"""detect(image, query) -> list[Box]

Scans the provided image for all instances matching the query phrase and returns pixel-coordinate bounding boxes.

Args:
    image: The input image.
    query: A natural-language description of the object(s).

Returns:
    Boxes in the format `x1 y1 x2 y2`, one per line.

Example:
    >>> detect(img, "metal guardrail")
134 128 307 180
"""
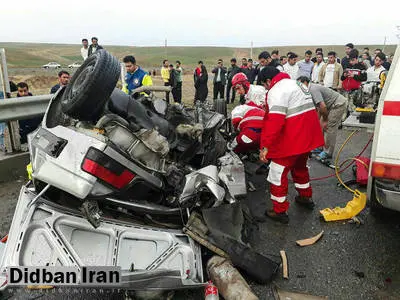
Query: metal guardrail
0 95 51 122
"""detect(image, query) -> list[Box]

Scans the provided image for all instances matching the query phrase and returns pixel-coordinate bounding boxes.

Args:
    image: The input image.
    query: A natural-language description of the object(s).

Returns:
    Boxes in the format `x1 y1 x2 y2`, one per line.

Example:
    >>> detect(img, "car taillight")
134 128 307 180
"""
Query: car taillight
371 162 400 180
82 148 135 189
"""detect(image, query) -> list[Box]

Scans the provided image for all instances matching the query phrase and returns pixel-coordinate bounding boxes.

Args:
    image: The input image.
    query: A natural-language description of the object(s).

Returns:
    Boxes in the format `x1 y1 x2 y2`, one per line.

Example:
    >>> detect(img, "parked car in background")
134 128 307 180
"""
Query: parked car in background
42 62 61 69
68 62 82 68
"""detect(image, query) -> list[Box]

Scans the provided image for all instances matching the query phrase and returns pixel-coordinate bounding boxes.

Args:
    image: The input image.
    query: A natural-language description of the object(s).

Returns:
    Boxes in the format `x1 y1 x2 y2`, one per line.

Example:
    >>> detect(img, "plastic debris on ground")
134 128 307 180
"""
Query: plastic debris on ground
280 250 289 280
296 231 324 247
319 190 367 221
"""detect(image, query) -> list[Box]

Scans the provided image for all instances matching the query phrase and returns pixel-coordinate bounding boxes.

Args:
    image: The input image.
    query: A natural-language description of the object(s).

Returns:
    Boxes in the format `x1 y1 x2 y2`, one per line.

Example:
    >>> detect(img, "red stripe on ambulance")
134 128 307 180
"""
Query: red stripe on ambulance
383 101 400 116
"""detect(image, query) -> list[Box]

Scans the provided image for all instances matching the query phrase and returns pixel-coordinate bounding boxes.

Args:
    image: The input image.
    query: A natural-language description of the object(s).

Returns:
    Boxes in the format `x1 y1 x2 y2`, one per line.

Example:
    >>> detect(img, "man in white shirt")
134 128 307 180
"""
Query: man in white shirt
319 51 343 90
311 53 325 83
323 60 335 88
283 53 299 79
366 52 386 82
364 52 387 94
80 38 88 61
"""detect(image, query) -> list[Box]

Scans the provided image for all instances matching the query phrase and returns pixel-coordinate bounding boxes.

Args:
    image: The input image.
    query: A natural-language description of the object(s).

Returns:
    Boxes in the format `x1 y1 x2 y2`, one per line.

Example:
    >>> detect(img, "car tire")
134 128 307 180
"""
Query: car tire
214 98 227 117
61 50 120 121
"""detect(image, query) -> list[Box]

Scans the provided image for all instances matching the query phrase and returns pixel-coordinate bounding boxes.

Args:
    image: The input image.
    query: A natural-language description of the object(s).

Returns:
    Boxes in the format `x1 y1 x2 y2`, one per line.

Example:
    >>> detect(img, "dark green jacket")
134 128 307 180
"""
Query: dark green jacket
227 65 242 83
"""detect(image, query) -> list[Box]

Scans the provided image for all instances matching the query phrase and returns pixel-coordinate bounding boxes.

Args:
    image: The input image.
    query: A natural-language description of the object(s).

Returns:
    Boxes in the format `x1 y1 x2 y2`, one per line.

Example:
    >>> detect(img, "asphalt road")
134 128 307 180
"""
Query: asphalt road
1 130 400 300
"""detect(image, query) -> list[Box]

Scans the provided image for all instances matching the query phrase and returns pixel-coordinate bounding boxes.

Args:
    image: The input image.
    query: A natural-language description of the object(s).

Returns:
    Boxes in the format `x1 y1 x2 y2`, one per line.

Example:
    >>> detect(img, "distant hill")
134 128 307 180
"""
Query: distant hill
0 42 397 69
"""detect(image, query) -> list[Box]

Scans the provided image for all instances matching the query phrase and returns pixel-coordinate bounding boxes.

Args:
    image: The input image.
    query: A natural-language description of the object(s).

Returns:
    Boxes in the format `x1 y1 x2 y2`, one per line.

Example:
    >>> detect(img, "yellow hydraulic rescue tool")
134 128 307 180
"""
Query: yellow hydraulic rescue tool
320 130 368 221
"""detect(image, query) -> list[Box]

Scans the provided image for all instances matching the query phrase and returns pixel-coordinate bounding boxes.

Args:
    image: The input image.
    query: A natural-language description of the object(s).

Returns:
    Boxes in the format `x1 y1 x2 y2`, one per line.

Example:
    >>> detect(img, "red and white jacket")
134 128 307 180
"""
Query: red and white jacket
260 72 324 159
244 85 267 108
231 85 267 131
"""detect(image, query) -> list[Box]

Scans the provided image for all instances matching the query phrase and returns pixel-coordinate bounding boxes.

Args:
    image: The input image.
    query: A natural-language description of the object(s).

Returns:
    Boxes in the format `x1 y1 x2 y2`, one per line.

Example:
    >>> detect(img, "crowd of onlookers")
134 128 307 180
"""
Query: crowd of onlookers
187 43 393 105
77 38 393 106
1 39 394 150
123 42 394 105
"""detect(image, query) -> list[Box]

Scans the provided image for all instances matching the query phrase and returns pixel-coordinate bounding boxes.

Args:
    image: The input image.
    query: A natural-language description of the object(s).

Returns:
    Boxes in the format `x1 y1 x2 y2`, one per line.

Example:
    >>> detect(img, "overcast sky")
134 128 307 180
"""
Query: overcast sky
2 0 399 47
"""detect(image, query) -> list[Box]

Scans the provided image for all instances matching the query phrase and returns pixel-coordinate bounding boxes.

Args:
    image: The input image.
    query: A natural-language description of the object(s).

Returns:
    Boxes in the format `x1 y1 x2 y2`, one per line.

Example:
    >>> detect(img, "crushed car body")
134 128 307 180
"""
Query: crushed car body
0 50 265 291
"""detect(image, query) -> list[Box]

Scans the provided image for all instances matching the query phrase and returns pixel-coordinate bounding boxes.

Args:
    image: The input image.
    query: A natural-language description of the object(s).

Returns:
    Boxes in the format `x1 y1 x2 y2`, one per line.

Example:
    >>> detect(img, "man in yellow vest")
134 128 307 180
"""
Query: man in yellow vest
161 59 171 103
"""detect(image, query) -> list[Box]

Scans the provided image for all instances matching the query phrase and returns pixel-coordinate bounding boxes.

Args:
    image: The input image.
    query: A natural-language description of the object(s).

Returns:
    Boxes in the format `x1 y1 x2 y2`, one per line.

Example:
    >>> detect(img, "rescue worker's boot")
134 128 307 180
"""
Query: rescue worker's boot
265 209 289 224
295 196 315 210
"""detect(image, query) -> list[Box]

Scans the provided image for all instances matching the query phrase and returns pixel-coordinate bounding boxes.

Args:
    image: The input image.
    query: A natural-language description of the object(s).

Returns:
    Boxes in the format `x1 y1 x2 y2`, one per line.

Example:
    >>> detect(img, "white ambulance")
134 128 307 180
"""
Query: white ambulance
368 45 400 213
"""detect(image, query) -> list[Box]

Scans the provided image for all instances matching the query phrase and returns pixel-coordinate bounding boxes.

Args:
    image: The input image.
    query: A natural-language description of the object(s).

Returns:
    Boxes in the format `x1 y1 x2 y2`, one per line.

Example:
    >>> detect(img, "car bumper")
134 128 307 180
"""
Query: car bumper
374 179 400 212
0 185 204 290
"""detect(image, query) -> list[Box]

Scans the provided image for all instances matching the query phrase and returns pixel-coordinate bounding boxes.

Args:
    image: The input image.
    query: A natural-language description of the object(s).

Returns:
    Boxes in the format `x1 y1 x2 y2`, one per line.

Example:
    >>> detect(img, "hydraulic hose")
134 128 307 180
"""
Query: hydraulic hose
310 131 373 183
334 130 364 193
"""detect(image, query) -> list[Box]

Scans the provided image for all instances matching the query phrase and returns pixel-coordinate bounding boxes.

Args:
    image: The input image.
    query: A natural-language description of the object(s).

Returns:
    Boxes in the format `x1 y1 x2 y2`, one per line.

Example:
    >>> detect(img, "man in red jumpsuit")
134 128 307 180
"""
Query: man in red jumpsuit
258 67 324 224
229 73 267 153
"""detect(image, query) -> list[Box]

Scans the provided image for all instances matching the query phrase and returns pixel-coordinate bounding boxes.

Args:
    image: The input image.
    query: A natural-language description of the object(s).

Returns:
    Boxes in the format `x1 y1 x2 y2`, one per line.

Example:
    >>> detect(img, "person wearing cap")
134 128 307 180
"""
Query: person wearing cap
283 53 299 79
258 67 324 224
88 37 103 56
229 73 267 153
122 55 153 95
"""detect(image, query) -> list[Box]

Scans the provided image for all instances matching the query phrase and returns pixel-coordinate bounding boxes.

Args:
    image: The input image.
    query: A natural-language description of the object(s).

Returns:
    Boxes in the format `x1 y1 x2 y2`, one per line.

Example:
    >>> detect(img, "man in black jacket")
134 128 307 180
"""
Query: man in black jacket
256 51 283 85
17 82 42 143
341 50 367 111
50 70 70 94
311 48 323 63
88 37 104 56
341 43 355 70
271 50 281 67
211 59 227 99
226 58 242 103
341 50 367 91
246 59 257 84
168 64 179 102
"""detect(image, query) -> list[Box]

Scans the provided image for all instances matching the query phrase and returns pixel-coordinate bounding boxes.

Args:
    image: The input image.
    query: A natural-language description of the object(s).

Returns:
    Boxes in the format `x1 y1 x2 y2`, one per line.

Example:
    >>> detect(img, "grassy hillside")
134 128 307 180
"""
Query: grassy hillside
0 42 397 69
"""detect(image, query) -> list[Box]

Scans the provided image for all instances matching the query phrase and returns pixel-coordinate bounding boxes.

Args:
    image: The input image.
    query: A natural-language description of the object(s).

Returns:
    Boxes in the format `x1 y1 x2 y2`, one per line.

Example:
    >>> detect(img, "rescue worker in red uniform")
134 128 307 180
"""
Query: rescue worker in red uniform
258 67 325 223
229 73 267 153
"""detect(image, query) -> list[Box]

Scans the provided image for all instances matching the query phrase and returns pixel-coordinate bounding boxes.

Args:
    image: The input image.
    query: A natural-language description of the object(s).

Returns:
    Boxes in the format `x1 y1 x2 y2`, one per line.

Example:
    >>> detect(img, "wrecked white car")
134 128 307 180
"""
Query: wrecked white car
0 50 278 291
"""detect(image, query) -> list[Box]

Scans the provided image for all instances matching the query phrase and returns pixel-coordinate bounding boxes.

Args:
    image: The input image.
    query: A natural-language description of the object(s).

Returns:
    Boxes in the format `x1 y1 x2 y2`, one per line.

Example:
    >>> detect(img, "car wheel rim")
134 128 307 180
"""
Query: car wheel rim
71 60 96 95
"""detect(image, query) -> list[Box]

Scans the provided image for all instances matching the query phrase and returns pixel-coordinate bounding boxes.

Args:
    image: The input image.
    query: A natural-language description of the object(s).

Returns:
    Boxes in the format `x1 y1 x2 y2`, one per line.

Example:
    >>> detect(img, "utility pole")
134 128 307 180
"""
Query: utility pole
250 41 253 60
383 36 387 53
